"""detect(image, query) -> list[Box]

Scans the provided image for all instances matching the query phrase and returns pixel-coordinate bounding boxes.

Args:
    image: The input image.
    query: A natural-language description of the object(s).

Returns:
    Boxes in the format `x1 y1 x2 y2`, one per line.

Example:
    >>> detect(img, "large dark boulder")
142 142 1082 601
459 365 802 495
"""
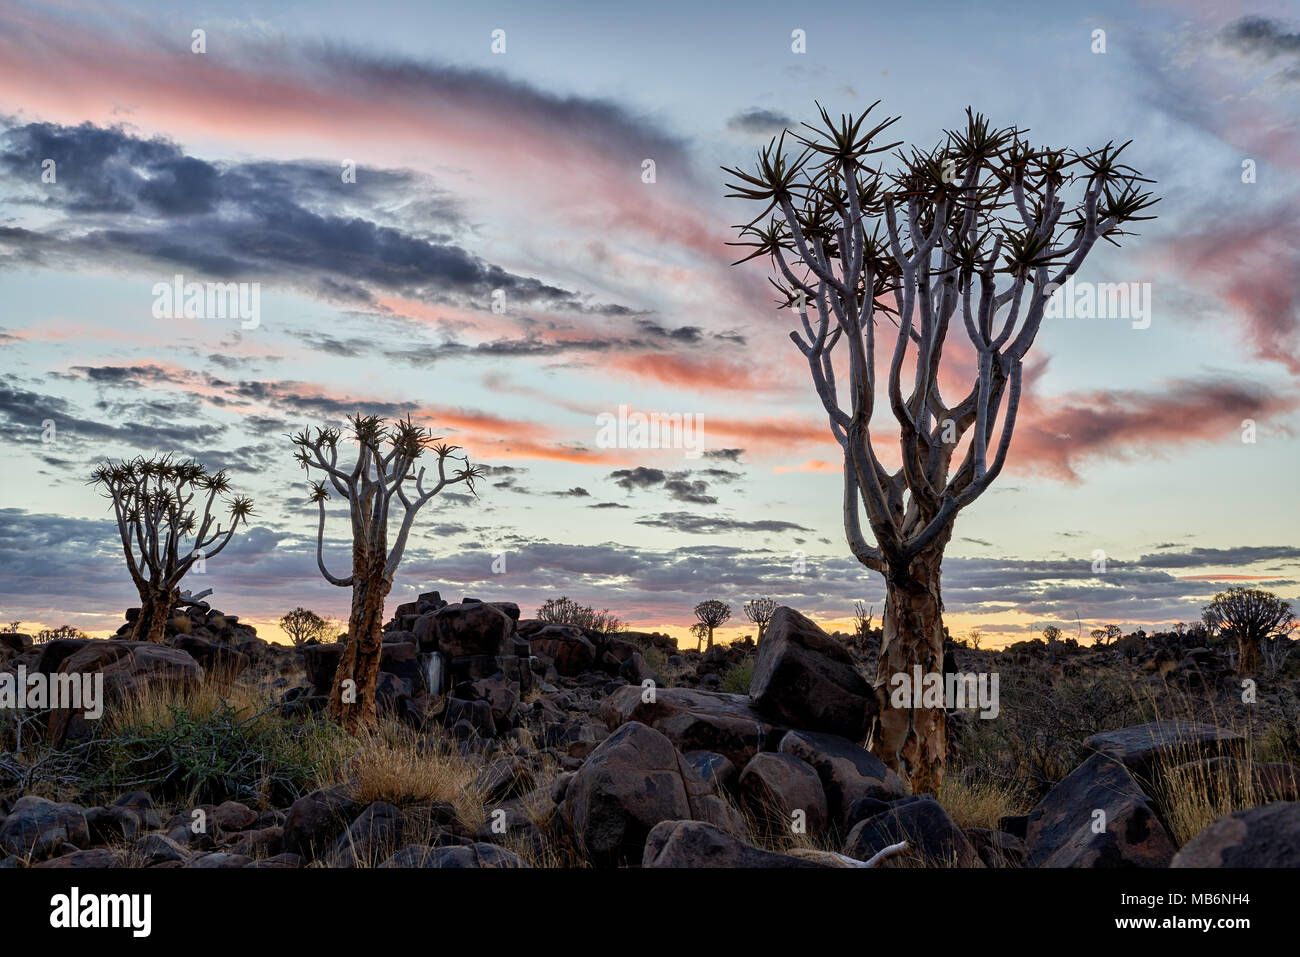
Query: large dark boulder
562 721 746 866
1024 753 1176 868
601 685 787 768
528 624 598 676
1084 721 1245 782
282 786 360 860
427 602 513 658
0 796 90 857
738 752 829 839
749 607 875 740
171 634 248 678
778 729 905 829
48 641 203 744
842 797 983 867
380 843 527 868
643 820 826 868
1172 801 1300 867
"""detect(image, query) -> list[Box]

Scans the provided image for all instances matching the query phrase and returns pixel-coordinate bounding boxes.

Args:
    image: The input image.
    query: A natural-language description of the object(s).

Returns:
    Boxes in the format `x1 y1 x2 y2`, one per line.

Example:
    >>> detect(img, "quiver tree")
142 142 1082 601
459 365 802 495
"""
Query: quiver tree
291 415 481 733
725 103 1156 791
744 597 776 640
91 456 253 643
693 600 732 650
1202 587 1294 676
280 607 331 647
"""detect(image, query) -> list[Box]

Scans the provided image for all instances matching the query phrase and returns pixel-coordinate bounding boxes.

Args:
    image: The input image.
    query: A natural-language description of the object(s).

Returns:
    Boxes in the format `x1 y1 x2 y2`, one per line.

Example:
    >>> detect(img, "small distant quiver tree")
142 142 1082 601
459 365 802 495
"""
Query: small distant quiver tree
91 455 253 643
291 415 481 732
725 102 1156 790
744 597 776 640
694 600 732 650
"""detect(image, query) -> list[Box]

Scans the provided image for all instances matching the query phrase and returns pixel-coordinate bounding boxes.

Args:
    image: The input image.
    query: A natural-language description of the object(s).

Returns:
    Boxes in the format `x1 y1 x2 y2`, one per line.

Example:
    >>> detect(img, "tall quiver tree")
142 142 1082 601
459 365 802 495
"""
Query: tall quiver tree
292 415 481 733
726 104 1156 791
91 456 253 642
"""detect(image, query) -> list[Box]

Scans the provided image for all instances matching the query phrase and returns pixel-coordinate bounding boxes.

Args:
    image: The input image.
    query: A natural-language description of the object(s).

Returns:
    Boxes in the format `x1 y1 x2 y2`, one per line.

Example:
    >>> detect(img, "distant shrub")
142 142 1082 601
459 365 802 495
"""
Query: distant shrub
536 596 624 635
34 624 90 644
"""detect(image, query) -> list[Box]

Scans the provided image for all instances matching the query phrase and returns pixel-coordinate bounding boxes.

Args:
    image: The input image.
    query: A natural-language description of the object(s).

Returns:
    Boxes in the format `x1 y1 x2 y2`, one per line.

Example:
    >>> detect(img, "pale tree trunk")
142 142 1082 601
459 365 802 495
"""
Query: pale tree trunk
328 570 391 734
870 545 949 794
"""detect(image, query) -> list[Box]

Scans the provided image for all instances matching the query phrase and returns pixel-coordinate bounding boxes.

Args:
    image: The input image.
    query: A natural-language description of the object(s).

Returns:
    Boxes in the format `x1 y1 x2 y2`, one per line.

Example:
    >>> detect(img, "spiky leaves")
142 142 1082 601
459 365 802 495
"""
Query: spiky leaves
289 414 480 732
723 103 1157 573
89 454 254 640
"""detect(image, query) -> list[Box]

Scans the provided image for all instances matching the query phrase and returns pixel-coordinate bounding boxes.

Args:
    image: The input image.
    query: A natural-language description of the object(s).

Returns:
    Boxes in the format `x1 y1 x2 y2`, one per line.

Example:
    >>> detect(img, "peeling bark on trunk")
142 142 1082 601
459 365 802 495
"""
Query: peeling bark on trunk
328 574 391 734
870 546 948 794
131 586 174 643
1237 635 1259 677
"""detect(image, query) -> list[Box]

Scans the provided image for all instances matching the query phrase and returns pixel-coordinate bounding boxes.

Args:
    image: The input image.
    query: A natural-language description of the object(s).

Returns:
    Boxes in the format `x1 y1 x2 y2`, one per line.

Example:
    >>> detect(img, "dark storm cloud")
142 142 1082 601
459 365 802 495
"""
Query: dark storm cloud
0 122 627 313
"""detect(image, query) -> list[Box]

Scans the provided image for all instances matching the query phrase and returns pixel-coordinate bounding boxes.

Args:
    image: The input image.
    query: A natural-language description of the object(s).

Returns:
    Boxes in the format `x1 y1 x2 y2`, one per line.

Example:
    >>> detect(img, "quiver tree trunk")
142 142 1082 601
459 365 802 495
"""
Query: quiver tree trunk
871 546 948 794
131 585 176 643
328 568 391 734
1236 635 1259 677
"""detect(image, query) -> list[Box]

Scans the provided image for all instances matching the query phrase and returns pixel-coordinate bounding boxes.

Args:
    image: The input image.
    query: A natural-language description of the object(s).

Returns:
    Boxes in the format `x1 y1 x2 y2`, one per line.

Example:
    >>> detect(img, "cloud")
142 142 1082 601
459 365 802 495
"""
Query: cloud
0 121 600 313
727 108 796 135
1011 377 1300 481
634 512 812 535
1218 16 1300 74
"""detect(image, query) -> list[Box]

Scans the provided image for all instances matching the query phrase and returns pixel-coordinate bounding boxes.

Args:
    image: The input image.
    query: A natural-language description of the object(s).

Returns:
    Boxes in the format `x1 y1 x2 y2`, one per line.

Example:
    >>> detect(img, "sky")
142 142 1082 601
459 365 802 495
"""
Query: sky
0 0 1297 647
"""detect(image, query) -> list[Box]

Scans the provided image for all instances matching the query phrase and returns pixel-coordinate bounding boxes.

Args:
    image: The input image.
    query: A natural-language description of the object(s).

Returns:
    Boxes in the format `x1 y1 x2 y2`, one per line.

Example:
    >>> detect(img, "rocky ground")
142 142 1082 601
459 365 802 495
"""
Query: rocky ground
1 593 1298 868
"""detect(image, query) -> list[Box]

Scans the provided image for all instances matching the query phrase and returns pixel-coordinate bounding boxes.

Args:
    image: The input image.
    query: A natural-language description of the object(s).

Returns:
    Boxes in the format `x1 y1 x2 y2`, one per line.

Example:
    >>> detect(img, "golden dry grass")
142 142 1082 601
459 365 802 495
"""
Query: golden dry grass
936 774 1029 830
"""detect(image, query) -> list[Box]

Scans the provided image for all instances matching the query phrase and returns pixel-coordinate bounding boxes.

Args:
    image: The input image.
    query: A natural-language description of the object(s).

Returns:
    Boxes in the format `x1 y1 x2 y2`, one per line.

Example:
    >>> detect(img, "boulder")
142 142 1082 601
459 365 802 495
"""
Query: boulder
0 796 90 857
562 721 746 866
738 752 829 839
529 625 598 676
1172 801 1300 867
749 607 874 740
843 797 983 867
1084 721 1245 781
682 751 737 794
171 634 248 678
601 685 787 768
322 802 406 868
643 820 826 868
380 843 527 868
778 729 905 829
49 641 203 744
428 602 513 658
965 827 1026 868
282 786 360 860
212 801 257 831
301 641 427 698
33 849 124 868
1024 752 1176 868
